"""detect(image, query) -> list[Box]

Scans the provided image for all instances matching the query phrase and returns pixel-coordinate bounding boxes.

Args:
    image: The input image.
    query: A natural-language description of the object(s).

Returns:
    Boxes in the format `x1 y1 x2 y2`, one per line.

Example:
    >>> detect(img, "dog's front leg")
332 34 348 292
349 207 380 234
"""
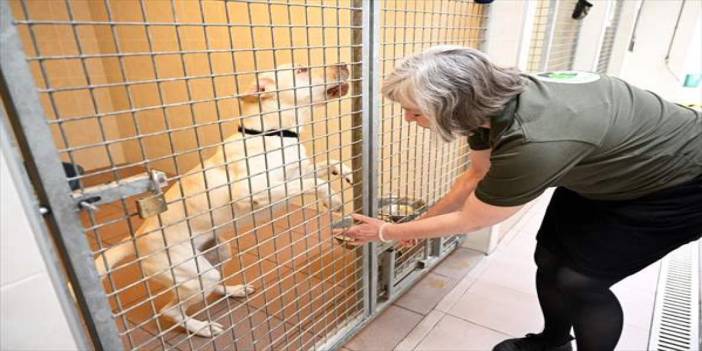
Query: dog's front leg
253 177 343 211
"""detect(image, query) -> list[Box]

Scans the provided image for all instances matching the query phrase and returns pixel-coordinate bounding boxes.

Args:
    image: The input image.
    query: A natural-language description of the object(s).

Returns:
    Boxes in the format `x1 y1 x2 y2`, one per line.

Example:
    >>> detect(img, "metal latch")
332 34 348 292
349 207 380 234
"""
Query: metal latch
71 170 169 218
136 171 168 219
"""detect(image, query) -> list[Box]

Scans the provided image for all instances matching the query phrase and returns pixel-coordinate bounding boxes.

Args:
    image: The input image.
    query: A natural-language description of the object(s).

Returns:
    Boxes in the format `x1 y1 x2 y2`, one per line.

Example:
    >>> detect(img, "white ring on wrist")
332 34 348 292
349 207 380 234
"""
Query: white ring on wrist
378 223 392 243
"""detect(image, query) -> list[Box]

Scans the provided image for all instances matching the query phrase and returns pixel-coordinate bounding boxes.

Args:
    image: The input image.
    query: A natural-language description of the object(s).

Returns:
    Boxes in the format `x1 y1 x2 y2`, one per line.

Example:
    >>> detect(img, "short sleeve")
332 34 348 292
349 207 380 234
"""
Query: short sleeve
475 140 595 206
468 128 491 150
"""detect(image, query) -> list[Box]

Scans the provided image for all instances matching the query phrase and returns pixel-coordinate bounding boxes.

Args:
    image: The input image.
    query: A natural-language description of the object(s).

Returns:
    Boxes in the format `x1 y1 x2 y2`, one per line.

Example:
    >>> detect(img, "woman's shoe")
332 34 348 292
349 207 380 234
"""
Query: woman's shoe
492 333 574 351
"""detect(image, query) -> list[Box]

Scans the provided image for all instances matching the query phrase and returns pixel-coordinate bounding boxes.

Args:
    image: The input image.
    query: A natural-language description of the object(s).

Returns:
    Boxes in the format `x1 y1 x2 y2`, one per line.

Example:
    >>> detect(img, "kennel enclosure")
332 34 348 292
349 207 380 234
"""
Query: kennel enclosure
0 0 492 349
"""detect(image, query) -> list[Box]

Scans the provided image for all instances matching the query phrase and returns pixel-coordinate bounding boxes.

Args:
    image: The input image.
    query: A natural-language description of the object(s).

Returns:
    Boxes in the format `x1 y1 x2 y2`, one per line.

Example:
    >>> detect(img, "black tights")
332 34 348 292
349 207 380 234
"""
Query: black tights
534 246 624 351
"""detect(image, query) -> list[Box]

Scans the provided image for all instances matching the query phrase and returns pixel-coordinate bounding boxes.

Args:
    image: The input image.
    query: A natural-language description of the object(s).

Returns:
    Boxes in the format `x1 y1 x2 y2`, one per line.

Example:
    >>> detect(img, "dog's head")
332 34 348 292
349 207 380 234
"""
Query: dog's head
240 63 350 108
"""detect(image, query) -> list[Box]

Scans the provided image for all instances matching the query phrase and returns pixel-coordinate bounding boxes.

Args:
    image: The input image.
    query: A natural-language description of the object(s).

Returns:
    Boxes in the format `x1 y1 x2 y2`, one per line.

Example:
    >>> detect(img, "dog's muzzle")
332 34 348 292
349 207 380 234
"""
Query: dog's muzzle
326 82 350 98
326 64 350 98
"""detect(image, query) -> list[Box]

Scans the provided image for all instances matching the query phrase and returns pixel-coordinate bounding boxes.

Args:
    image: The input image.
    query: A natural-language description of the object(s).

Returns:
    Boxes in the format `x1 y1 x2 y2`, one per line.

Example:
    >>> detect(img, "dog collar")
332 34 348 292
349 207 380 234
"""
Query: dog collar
237 126 299 139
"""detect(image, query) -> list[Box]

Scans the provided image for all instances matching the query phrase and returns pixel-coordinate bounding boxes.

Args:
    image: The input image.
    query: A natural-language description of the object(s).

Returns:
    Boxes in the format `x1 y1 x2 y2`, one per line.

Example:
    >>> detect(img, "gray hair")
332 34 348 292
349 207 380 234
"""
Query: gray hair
382 45 525 141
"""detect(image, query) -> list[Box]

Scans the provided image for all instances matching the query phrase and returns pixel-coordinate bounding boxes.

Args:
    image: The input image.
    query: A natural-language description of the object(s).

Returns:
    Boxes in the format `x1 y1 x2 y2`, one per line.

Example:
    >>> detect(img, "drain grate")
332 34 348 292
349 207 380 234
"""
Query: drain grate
648 241 700 351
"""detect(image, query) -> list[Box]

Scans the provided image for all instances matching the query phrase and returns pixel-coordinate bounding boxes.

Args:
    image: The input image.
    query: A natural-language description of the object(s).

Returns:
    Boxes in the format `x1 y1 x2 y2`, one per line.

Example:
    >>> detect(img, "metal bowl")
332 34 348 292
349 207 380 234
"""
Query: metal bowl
332 234 357 250
377 197 426 223
331 217 361 250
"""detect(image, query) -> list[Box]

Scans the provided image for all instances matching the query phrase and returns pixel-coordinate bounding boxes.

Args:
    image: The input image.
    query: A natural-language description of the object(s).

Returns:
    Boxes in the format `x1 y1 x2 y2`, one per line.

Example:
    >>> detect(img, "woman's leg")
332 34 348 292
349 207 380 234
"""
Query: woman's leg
492 247 576 351
534 247 575 343
554 265 623 351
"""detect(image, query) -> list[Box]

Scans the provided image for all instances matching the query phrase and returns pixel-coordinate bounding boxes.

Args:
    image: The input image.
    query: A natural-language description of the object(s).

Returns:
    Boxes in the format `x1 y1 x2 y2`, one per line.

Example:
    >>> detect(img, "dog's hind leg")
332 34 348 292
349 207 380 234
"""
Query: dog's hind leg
161 295 225 337
162 301 225 337
214 283 255 297
160 257 226 337
198 241 254 298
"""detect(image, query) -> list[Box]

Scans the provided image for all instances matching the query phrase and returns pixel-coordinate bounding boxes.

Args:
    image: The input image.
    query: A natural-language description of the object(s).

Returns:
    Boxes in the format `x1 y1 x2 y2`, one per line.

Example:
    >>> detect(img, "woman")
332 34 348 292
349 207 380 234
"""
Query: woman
342 46 702 351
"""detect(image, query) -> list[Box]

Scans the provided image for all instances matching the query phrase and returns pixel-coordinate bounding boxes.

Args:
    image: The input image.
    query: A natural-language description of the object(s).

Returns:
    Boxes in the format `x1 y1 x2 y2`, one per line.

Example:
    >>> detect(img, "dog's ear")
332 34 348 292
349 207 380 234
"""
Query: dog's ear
240 77 275 102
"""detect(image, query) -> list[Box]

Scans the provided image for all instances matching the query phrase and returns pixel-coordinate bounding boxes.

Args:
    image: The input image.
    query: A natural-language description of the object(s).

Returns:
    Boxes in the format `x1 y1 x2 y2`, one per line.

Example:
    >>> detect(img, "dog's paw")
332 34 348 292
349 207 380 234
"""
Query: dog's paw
220 284 254 298
190 320 224 337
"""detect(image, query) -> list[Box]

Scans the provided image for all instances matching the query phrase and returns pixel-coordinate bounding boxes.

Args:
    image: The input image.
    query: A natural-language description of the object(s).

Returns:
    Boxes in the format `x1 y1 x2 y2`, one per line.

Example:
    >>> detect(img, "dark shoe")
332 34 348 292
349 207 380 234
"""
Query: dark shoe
492 333 574 351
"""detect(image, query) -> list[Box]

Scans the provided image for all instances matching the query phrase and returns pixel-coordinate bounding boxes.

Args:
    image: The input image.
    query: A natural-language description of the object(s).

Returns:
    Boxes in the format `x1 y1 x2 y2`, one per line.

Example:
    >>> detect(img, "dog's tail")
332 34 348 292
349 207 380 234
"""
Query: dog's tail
94 242 133 278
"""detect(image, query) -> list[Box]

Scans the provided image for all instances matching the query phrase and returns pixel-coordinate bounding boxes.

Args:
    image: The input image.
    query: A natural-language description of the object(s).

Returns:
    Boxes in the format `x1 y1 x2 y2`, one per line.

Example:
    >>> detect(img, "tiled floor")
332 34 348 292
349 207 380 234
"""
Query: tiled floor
345 192 661 351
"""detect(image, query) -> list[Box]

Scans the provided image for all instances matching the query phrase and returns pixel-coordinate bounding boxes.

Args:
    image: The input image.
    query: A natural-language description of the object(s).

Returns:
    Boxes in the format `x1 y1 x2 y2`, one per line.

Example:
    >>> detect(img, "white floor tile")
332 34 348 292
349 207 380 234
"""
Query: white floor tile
0 273 78 350
345 305 423 351
434 272 481 313
395 273 459 315
477 255 538 296
613 285 656 330
615 324 650 351
415 314 510 351
447 280 544 337
432 248 484 280
395 310 445 351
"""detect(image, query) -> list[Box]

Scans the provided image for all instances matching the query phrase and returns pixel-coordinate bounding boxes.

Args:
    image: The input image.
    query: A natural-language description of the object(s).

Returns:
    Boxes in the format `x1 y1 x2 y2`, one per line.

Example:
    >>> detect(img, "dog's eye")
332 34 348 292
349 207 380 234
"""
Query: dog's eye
296 67 308 74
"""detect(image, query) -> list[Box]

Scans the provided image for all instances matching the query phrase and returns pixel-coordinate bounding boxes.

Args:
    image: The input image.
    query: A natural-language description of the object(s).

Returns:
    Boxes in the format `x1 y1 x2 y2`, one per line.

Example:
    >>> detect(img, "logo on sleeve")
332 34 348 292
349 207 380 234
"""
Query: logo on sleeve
536 71 600 84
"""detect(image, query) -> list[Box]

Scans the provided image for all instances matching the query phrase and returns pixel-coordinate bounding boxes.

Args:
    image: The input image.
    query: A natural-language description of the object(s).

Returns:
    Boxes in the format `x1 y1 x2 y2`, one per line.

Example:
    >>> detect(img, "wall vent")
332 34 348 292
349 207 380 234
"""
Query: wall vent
648 241 700 351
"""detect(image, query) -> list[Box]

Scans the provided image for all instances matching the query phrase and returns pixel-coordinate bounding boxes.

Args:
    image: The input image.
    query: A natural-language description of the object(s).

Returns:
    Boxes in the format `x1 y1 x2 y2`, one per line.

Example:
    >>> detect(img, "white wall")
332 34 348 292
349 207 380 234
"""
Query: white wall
572 0 610 71
1 128 81 349
484 0 529 68
606 0 639 76
615 0 702 103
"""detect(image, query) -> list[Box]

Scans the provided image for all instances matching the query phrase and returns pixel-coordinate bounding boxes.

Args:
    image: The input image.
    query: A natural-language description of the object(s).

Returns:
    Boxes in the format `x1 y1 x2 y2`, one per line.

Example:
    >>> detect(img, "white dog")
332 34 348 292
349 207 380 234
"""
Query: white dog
95 63 352 337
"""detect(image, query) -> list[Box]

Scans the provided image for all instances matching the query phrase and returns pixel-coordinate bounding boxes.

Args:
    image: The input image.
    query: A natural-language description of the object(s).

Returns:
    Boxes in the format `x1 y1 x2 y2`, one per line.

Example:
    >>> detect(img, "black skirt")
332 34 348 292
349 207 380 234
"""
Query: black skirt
536 176 702 280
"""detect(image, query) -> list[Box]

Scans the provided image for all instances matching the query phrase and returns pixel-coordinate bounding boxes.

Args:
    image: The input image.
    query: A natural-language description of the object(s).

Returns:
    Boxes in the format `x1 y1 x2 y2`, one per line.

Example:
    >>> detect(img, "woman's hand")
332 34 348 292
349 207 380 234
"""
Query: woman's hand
337 214 388 246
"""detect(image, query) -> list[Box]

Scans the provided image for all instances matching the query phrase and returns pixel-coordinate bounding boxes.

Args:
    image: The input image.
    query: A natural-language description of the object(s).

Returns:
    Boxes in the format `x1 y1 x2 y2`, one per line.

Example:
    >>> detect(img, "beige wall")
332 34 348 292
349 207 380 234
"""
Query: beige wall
11 0 355 176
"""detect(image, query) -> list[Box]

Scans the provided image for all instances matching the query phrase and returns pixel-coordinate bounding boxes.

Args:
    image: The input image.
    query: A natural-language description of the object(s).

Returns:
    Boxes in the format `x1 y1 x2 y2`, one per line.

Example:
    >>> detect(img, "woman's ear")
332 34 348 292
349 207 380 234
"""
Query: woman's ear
240 77 275 102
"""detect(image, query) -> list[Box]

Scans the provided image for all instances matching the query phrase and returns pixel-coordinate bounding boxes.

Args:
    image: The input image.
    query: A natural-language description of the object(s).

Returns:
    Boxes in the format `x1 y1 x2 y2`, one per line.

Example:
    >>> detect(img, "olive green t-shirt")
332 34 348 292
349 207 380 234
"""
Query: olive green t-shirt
468 72 702 207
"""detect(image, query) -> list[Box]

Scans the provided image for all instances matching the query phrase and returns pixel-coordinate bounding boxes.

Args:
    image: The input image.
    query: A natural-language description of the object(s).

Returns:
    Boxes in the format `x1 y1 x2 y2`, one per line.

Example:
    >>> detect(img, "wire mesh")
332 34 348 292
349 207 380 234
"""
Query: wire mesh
9 0 365 349
596 0 623 74
527 0 582 72
378 0 488 290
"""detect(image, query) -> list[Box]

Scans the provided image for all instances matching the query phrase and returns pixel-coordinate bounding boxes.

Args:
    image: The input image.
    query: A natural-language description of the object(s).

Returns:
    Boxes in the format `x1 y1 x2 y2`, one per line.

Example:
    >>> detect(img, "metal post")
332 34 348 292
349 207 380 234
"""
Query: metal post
0 1 122 349
380 248 395 301
353 0 382 316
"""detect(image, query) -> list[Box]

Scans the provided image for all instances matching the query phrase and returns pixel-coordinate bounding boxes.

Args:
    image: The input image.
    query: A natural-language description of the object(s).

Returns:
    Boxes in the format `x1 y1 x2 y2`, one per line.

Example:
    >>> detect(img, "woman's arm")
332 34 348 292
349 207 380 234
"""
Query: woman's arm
344 189 522 244
421 148 491 218
384 192 521 240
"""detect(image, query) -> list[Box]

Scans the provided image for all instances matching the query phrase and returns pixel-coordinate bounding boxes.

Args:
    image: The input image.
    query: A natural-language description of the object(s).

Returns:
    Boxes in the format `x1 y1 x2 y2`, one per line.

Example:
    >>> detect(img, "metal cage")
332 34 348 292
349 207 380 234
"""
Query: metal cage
0 0 489 350
527 0 582 72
